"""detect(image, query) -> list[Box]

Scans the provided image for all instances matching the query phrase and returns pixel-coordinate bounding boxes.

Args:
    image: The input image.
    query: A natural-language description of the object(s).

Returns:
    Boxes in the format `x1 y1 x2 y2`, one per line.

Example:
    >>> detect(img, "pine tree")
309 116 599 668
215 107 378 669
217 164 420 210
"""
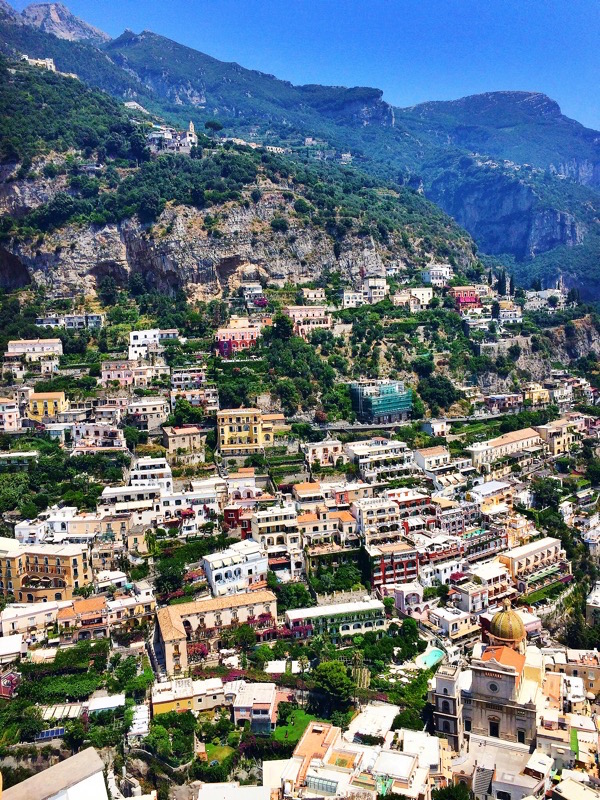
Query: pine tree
498 270 507 296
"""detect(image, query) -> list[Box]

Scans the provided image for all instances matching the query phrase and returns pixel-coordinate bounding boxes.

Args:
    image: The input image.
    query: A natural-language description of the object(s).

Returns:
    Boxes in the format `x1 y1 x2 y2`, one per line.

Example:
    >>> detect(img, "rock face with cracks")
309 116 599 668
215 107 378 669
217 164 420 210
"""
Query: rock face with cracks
0 183 474 298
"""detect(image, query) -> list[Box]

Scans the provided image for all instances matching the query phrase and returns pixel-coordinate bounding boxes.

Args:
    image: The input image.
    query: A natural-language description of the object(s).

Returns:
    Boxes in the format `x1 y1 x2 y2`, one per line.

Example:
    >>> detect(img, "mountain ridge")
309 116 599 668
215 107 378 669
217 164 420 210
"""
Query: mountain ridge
1 0 600 293
21 2 110 44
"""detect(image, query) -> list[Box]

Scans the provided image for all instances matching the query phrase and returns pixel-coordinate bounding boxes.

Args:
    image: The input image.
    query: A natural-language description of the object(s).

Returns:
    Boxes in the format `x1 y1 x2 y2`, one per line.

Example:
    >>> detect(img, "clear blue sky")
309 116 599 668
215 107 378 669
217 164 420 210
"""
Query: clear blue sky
13 0 600 128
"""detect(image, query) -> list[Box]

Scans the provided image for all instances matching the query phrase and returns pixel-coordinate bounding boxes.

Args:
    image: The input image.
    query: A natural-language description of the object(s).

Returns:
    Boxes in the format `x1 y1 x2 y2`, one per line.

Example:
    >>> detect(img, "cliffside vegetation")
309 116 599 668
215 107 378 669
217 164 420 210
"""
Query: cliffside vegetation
0 56 148 165
0 58 475 278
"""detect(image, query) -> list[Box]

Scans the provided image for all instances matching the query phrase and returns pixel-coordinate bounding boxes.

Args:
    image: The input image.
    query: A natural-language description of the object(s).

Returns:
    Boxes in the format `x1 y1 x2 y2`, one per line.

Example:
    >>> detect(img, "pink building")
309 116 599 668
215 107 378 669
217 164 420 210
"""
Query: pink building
283 306 332 339
101 360 134 387
0 398 20 432
232 682 279 733
448 286 481 311
215 317 264 357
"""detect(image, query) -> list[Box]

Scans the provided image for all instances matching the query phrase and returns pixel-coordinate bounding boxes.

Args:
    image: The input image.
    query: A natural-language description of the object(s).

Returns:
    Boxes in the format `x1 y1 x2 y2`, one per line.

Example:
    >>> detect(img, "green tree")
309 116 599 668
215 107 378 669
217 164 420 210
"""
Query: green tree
97 276 118 307
532 477 562 510
63 719 86 753
311 661 355 708
204 120 223 137
233 623 257 652
270 312 294 340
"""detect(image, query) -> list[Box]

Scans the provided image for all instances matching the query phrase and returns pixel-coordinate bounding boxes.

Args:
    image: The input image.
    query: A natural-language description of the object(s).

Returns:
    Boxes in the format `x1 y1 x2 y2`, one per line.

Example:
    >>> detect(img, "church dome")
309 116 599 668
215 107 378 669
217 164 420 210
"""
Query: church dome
489 599 526 646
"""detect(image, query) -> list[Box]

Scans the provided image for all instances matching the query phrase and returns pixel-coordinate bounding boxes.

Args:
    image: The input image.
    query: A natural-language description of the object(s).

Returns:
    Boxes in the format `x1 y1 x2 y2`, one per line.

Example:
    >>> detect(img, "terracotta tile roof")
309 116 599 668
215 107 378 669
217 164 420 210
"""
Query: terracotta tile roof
157 590 277 642
416 446 448 457
57 596 107 619
481 645 525 672
293 482 322 495
297 512 319 524
73 597 107 614
156 607 186 641
329 511 354 523
490 427 540 447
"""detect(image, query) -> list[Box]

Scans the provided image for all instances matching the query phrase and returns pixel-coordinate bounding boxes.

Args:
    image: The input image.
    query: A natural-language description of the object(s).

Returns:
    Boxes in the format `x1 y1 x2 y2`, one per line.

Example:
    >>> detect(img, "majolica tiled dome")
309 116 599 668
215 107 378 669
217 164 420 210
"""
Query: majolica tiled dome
489 599 526 646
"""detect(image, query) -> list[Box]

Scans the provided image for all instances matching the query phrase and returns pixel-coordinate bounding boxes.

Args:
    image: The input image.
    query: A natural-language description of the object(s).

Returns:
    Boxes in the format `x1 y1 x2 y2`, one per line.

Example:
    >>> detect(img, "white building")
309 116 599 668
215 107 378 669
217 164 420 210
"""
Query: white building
130 457 173 491
126 397 170 431
301 437 347 468
250 502 303 580
1 598 71 637
98 484 162 526
363 277 389 304
3 747 109 800
421 264 453 287
71 422 127 454
466 428 543 470
342 289 366 309
128 328 180 360
345 437 414 483
204 540 268 596
159 488 219 536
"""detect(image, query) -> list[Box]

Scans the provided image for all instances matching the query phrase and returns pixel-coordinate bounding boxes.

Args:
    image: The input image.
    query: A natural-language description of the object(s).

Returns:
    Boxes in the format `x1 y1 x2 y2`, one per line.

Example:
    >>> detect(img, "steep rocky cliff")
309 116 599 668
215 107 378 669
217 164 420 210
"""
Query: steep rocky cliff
428 164 587 260
2 1 600 293
476 316 600 393
0 187 441 299
21 2 110 44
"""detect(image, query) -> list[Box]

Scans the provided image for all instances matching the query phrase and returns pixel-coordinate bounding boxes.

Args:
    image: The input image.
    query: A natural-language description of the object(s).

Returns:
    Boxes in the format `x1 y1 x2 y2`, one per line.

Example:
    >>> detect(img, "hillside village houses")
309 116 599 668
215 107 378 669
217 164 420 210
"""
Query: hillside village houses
1 268 600 798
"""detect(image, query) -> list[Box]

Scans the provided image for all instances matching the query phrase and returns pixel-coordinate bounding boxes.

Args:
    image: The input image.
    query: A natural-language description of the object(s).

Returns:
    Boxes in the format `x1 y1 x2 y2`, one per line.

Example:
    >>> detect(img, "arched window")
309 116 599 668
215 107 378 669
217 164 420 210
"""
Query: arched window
442 700 450 713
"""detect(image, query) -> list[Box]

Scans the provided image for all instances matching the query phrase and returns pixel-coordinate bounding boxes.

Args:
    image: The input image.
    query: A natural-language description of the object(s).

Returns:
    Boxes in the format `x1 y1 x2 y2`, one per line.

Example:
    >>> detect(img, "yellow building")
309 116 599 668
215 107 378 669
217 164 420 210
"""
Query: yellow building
27 391 69 422
535 418 580 456
0 538 91 603
151 676 226 716
522 382 550 407
217 408 272 455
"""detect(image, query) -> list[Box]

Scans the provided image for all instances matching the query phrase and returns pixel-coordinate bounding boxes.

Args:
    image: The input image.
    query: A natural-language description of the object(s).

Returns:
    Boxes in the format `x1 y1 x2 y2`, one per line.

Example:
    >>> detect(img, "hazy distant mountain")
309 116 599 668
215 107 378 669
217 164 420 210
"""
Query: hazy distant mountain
21 2 109 44
1 0 600 292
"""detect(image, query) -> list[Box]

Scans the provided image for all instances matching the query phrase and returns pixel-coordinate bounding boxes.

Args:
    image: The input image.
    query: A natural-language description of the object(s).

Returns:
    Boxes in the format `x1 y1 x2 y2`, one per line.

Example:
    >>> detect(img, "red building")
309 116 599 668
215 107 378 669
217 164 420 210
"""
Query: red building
0 670 20 698
448 286 482 311
215 317 265 358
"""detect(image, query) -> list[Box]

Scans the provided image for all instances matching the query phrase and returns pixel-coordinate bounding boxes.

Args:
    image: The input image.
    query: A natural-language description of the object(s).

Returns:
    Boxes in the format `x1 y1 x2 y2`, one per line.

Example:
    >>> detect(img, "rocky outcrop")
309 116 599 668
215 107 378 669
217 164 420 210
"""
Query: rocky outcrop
428 167 586 260
549 158 600 190
21 2 110 44
476 317 600 391
0 192 423 298
0 163 70 217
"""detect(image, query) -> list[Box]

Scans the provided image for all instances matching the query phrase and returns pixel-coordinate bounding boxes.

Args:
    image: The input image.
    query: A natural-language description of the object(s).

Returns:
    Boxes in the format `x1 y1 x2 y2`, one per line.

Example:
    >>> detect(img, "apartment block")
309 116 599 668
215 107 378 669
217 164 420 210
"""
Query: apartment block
250 502 303 580
215 316 263 357
350 381 413 424
345 437 414 483
203 540 268 596
71 422 127 454
217 408 276 455
154 590 277 674
498 536 571 594
0 538 91 603
284 306 333 339
0 397 20 432
126 396 170 431
285 598 386 644
128 328 180 360
301 437 347 468
162 425 205 458
466 428 543 471
27 391 69 422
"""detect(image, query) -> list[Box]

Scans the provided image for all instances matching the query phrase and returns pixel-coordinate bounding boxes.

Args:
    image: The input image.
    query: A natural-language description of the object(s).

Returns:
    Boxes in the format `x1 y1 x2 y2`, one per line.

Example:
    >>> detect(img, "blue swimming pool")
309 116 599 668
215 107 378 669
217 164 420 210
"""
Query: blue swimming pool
417 647 445 669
